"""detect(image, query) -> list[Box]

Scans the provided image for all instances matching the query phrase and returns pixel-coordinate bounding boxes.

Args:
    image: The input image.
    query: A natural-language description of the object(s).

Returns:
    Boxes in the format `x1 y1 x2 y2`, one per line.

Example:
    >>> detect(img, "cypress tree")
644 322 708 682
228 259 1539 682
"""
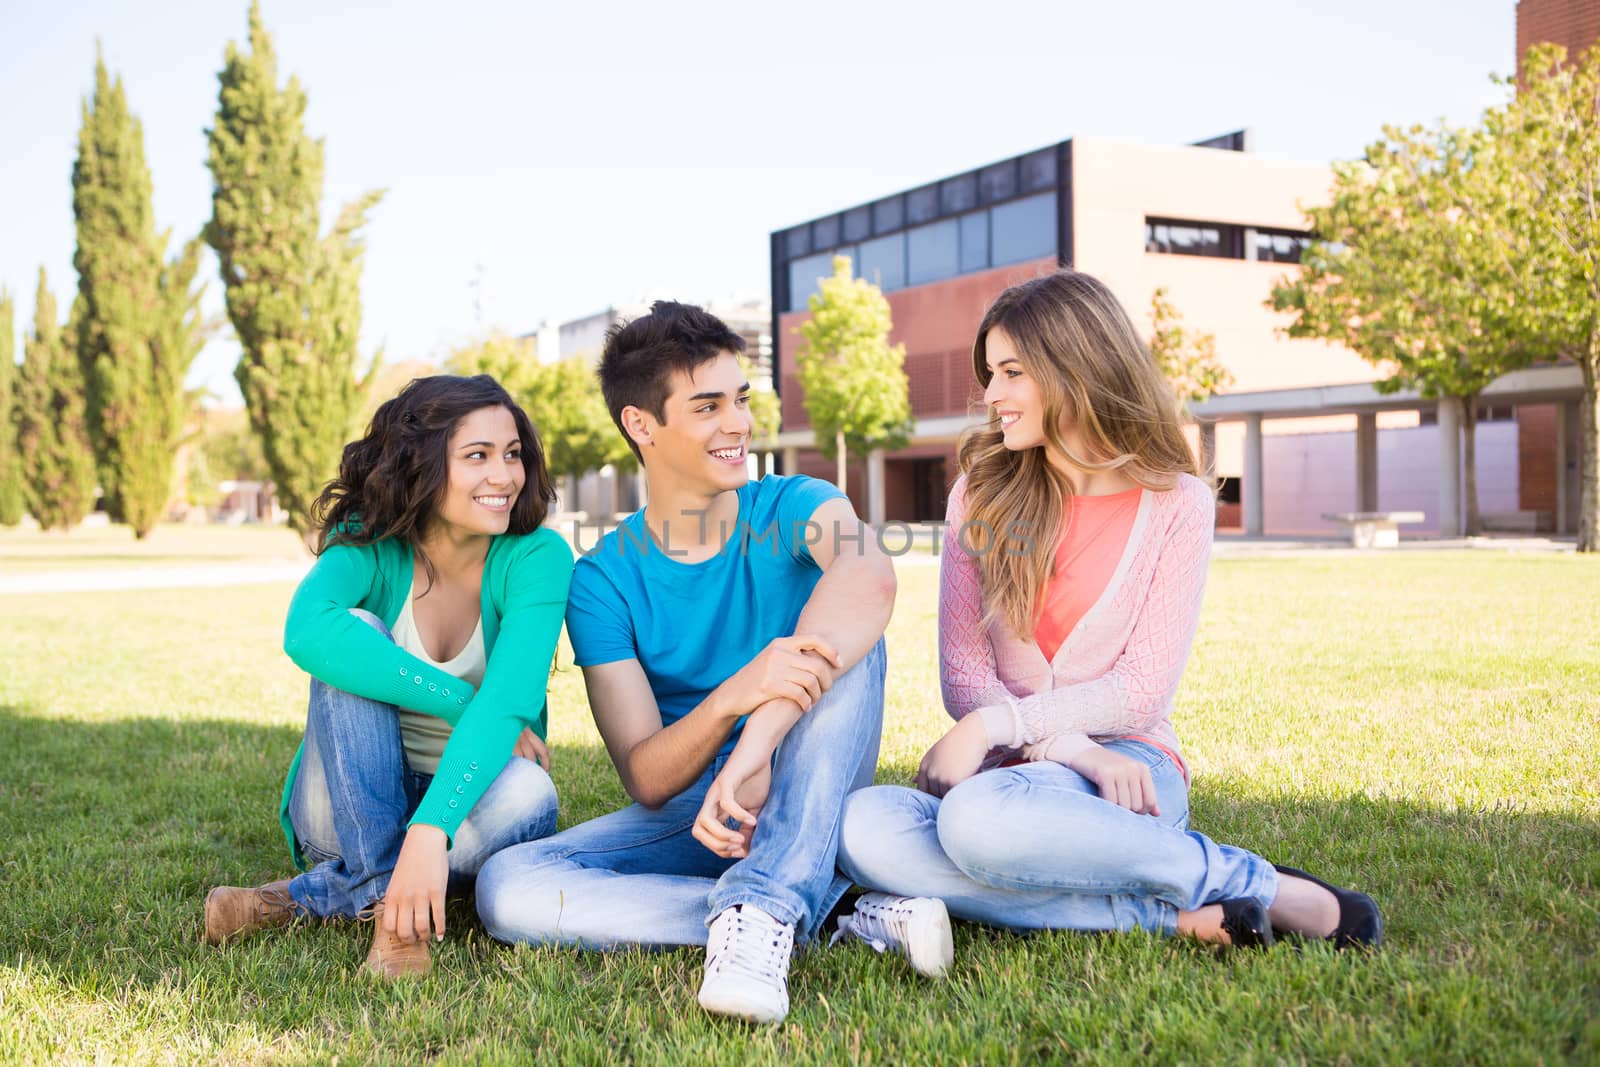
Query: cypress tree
0 289 24 526
205 2 383 544
16 271 97 531
73 52 206 538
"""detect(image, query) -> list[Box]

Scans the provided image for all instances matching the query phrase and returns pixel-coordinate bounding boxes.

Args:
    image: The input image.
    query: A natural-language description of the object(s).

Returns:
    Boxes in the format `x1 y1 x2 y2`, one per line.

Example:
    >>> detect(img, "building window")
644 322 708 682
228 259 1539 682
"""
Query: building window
907 184 940 225
991 192 1057 266
812 215 840 251
1145 218 1242 258
872 196 904 235
907 218 960 287
858 232 907 291
1020 148 1057 193
787 252 835 312
959 210 989 273
843 206 871 242
1253 227 1312 264
941 173 978 214
785 225 811 259
979 160 1018 204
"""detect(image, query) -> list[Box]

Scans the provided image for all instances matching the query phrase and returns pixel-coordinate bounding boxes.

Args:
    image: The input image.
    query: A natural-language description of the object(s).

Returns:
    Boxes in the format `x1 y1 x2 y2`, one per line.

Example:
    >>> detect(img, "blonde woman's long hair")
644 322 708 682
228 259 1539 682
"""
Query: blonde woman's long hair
958 270 1201 640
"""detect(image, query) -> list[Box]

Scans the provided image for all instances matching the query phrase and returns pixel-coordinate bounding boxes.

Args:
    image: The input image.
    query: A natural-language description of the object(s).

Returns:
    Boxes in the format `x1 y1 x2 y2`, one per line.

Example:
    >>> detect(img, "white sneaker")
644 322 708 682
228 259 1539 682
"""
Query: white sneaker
830 892 953 978
697 905 794 1024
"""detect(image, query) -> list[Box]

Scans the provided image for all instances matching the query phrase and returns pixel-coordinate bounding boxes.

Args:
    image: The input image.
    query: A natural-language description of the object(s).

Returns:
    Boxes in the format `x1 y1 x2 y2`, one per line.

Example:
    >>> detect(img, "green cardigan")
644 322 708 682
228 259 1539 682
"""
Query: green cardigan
278 526 573 868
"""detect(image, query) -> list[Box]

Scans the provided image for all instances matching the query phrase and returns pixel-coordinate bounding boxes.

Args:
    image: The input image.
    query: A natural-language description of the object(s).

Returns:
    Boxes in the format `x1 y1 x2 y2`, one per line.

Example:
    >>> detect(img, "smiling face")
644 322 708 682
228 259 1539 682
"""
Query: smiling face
432 405 526 538
627 350 753 493
982 327 1056 454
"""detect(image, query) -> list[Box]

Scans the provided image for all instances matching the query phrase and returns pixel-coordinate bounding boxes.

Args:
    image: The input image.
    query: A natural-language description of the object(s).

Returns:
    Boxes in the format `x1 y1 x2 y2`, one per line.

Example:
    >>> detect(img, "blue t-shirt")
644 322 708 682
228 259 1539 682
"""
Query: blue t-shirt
565 474 846 754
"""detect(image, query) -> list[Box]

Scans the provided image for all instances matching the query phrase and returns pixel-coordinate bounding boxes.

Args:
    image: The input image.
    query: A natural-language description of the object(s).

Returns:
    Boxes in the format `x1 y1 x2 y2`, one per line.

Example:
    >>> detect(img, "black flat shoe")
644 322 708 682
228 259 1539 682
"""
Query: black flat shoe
1273 864 1383 949
1218 897 1274 949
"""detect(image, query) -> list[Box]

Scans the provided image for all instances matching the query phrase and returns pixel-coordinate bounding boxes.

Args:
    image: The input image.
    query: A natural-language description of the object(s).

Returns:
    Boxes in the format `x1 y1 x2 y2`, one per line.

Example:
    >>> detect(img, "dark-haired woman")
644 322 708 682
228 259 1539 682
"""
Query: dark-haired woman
203 374 574 978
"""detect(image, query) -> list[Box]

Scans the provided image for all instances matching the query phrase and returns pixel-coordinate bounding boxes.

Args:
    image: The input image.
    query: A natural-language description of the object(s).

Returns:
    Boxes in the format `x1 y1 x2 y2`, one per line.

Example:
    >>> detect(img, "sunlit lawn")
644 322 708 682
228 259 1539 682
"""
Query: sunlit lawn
1 550 1597 1064
0 522 308 574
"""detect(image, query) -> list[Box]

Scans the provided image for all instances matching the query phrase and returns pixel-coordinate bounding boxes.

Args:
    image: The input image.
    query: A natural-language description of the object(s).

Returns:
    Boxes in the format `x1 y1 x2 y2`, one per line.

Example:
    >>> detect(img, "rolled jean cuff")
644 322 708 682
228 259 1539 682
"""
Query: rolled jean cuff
706 892 804 938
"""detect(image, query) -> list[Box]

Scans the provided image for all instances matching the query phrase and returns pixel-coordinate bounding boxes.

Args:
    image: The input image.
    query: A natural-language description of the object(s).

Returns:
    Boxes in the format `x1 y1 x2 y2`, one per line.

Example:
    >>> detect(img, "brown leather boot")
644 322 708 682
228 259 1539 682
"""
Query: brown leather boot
361 901 433 979
203 879 304 945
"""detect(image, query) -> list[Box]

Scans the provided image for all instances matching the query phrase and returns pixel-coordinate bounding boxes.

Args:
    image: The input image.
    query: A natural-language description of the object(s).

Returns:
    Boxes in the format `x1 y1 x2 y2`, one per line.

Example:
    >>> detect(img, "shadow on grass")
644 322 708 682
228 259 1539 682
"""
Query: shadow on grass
3 706 1598 1063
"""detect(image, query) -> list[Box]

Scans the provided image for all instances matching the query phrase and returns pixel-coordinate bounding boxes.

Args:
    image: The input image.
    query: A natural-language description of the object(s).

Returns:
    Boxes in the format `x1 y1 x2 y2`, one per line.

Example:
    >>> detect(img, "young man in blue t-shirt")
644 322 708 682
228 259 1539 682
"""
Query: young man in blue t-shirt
476 301 949 1023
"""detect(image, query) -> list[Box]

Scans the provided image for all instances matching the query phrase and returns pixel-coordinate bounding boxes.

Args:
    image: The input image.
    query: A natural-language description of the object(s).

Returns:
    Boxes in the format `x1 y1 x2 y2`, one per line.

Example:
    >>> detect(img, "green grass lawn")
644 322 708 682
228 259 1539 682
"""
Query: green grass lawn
0 523 309 574
2 553 1597 1064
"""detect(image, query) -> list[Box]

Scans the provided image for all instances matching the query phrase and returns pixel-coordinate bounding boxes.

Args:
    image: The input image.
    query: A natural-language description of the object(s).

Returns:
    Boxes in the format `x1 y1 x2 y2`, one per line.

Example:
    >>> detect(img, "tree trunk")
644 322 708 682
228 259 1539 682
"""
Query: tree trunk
1461 393 1481 537
1579 352 1599 553
836 429 847 493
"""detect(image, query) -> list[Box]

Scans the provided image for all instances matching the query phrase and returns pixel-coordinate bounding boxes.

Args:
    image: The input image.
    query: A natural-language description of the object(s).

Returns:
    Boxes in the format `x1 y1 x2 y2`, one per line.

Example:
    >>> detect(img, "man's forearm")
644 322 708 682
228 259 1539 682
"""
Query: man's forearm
792 554 895 673
621 690 740 807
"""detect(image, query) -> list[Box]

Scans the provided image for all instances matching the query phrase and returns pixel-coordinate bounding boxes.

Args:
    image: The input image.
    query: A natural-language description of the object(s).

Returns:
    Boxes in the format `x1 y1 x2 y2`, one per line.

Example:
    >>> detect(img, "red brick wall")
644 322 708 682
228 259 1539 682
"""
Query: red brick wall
1517 0 1600 64
777 257 1058 430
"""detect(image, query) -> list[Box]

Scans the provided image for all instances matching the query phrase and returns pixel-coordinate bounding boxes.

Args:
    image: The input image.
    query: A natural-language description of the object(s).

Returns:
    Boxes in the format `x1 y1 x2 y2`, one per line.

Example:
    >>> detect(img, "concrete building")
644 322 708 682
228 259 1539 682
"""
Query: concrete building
769 129 1584 537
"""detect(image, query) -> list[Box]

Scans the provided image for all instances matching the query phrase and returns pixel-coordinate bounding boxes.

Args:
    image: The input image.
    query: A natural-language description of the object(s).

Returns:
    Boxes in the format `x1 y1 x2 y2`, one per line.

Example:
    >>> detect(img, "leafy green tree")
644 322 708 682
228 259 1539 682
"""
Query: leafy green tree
205 1 383 545
796 255 913 492
1149 288 1231 404
0 289 25 526
1269 122 1538 536
1467 43 1600 551
740 355 780 448
73 53 206 538
15 271 98 530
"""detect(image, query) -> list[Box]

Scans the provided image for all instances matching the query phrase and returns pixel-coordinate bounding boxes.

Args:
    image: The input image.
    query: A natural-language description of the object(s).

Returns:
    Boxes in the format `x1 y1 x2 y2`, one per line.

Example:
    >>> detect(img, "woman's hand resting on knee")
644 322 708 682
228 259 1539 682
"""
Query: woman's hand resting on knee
513 727 551 770
384 824 450 942
1063 747 1161 816
915 714 990 797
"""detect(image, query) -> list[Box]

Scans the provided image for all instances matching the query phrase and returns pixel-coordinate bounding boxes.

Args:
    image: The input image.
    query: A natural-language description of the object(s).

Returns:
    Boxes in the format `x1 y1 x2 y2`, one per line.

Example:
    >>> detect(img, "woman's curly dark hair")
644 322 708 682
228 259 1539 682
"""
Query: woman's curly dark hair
309 374 556 555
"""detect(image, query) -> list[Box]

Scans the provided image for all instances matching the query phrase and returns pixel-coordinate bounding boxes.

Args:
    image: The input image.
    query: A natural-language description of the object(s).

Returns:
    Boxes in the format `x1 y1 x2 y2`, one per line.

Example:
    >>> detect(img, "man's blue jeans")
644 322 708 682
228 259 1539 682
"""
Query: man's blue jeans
836 739 1278 935
285 610 559 919
475 640 887 947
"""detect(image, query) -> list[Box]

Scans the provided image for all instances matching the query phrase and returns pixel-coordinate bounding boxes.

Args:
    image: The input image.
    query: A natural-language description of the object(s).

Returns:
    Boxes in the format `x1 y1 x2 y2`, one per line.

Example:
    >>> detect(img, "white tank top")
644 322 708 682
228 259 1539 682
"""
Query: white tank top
390 577 487 775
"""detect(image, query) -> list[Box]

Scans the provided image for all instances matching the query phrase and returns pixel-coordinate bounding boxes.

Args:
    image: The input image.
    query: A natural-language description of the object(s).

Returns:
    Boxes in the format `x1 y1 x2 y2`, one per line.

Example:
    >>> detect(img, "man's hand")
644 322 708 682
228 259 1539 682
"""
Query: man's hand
715 635 842 717
383 824 449 943
692 758 771 859
513 727 551 771
1064 746 1161 816
915 713 990 798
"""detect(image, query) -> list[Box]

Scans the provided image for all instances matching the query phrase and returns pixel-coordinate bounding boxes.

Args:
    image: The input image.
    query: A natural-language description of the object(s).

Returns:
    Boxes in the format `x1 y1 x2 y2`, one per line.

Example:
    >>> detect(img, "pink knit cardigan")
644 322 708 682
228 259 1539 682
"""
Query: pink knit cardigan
939 472 1216 777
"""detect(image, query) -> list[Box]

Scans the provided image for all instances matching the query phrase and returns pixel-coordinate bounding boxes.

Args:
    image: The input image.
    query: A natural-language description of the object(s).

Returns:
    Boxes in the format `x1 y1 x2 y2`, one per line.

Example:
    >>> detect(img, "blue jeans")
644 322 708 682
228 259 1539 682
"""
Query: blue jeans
836 739 1278 935
285 610 559 919
475 640 887 948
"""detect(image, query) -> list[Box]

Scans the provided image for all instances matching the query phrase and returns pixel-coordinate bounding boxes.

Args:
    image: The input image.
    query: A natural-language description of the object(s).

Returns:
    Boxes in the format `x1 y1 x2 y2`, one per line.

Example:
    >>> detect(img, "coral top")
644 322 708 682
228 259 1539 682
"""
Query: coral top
1032 487 1143 663
940 473 1216 781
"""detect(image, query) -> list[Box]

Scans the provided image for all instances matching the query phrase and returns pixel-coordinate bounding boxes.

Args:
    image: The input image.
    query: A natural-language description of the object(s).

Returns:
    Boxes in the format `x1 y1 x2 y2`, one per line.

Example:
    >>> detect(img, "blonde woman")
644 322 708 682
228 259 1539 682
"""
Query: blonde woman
833 271 1380 964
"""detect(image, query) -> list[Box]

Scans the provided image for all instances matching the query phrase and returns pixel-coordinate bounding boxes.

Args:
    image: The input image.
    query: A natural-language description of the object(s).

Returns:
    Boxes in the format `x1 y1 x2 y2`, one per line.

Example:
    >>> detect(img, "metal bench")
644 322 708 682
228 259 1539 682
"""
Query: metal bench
1321 511 1426 549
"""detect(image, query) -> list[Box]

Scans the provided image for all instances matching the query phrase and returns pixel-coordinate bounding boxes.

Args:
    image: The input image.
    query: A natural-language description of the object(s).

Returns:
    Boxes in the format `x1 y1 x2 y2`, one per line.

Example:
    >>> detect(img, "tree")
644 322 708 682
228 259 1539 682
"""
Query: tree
73 53 207 538
1269 122 1538 536
446 335 629 501
0 290 24 525
1148 288 1231 404
741 355 780 448
15 271 97 531
205 1 383 545
796 255 913 493
1468 43 1600 551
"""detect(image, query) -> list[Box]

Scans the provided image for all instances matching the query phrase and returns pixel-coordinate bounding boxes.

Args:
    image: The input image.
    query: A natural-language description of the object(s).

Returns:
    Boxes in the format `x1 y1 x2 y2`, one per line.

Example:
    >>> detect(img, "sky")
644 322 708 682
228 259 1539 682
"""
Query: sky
2 0 1514 405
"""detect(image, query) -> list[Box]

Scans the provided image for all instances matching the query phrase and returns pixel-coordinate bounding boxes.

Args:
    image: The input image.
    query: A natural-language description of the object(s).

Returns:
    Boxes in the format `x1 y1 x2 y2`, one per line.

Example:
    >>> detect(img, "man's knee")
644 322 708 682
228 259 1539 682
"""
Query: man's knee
474 846 566 944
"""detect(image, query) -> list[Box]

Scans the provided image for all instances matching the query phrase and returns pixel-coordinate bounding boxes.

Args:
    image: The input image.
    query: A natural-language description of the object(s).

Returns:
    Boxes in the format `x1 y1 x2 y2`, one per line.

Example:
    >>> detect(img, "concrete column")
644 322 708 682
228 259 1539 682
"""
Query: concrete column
1355 412 1379 513
781 446 799 477
1243 413 1264 537
1198 422 1217 479
1556 400 1575 535
866 448 887 527
634 468 648 510
1437 398 1462 537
